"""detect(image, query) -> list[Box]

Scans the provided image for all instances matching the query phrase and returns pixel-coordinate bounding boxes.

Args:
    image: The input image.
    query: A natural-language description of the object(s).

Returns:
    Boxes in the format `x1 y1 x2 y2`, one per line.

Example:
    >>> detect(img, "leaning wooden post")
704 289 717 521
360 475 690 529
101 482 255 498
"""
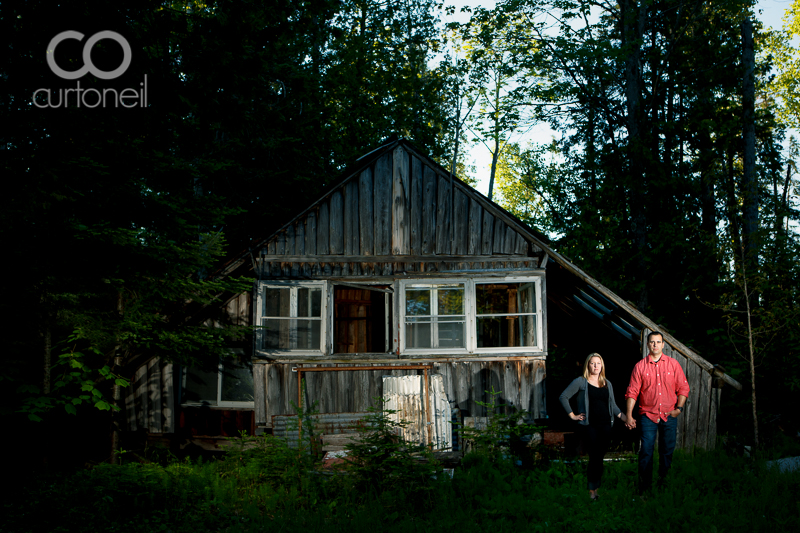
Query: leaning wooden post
424 367 432 449
297 366 303 438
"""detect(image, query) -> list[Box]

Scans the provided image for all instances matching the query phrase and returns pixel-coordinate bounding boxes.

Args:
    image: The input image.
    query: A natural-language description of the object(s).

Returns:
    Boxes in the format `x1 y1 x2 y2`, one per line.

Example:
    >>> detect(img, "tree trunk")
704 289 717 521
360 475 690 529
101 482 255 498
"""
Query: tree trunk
451 85 462 178
488 134 500 201
487 82 501 201
724 147 744 270
42 320 51 395
739 245 759 447
623 0 649 312
110 291 124 464
741 18 758 270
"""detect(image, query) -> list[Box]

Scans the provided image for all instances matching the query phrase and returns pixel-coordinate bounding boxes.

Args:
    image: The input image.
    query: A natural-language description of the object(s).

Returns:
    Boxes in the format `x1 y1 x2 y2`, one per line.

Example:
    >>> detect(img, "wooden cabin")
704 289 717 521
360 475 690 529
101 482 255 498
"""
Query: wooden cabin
123 139 741 453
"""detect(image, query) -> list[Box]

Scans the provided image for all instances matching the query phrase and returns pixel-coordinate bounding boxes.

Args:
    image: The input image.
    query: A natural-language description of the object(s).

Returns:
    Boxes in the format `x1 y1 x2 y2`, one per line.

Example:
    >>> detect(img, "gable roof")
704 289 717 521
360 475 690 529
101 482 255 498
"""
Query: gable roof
217 139 741 390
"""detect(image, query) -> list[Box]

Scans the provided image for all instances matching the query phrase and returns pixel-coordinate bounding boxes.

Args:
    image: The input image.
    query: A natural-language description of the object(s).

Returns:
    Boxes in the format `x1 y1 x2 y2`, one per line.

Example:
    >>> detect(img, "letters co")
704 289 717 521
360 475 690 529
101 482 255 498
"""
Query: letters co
34 30 148 109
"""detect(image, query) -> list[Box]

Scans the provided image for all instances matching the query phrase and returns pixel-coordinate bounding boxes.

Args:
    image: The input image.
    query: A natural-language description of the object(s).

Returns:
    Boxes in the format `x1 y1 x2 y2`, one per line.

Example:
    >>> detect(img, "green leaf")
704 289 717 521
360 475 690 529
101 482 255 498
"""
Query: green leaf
65 404 77 416
95 401 111 411
28 414 43 422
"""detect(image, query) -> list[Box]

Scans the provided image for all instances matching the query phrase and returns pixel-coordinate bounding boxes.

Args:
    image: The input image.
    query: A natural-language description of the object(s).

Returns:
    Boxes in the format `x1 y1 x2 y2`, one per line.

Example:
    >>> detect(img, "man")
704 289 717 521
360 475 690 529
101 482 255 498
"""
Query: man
625 331 690 493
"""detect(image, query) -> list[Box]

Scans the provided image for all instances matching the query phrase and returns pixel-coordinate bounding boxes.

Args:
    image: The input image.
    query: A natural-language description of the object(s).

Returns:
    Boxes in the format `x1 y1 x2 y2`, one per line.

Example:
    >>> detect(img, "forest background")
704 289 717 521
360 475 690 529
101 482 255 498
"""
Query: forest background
2 0 799 464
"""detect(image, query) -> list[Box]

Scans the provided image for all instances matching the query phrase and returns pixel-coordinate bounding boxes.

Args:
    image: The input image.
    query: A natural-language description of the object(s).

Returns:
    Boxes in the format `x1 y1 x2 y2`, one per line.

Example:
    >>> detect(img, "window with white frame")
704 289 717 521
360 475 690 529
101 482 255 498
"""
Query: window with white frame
181 352 254 407
257 282 327 354
475 282 538 349
399 277 544 354
404 283 466 349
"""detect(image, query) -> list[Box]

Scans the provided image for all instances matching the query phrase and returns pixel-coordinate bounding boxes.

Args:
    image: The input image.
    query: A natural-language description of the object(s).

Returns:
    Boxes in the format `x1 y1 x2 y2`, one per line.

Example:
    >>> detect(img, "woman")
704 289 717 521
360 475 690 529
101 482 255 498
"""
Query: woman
559 353 627 501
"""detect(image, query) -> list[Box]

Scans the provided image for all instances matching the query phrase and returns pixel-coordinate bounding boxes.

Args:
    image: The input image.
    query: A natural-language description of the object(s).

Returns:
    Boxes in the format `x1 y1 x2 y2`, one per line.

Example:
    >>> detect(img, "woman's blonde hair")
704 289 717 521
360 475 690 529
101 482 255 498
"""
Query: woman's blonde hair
582 352 607 388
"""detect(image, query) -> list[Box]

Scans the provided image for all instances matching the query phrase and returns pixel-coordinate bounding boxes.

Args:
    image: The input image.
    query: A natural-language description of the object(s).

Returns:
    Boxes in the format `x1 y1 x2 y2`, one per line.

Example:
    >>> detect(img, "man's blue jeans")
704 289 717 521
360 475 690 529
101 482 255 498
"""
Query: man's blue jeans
638 414 678 491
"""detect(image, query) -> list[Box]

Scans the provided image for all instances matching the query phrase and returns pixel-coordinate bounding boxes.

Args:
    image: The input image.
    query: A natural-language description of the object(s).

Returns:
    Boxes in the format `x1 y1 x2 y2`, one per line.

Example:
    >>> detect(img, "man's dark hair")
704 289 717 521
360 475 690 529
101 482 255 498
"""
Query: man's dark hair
647 331 664 342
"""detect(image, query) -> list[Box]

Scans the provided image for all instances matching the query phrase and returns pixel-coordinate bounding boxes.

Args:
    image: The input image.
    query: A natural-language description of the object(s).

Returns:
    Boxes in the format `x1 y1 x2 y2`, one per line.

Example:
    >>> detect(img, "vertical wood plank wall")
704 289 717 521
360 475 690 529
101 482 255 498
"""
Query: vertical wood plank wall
126 357 175 433
253 360 547 429
641 328 722 450
259 145 542 276
124 292 251 433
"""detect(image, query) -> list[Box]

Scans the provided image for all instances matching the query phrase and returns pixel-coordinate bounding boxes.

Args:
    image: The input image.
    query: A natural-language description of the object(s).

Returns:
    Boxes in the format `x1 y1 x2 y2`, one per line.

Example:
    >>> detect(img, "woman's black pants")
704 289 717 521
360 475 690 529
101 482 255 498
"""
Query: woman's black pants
581 423 612 490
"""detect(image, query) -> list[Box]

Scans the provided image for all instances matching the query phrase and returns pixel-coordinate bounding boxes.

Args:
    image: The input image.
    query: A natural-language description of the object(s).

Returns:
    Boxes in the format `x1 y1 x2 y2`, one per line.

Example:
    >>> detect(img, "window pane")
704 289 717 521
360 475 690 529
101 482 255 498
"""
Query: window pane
295 319 321 350
437 317 466 348
183 366 218 404
263 318 320 350
476 283 536 315
263 318 291 349
298 288 322 318
406 290 431 316
476 284 512 314
264 287 290 317
220 358 254 402
477 315 537 348
437 286 464 315
517 283 536 313
406 317 432 348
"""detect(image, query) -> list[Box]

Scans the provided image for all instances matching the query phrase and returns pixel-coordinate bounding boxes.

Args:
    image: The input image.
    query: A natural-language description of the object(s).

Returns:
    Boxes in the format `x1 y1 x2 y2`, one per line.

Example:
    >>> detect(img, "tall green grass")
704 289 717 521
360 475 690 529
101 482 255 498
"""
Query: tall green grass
4 433 799 533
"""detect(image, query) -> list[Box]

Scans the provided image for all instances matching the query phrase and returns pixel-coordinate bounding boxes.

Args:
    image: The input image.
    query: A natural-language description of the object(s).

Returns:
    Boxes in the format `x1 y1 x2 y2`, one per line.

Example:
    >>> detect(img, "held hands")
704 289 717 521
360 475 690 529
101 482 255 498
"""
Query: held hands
569 412 586 422
625 414 636 430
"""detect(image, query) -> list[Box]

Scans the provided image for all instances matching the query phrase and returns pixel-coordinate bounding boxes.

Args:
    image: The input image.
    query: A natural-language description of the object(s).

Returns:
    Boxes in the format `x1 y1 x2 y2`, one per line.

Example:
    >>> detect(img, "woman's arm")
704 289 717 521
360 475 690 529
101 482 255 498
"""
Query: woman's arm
608 380 622 418
559 378 584 420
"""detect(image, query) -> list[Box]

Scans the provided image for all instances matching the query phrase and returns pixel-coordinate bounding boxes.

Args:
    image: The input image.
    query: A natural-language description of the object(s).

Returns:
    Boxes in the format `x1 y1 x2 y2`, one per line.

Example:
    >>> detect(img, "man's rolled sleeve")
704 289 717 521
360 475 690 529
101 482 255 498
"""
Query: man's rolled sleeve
673 360 690 398
625 363 642 401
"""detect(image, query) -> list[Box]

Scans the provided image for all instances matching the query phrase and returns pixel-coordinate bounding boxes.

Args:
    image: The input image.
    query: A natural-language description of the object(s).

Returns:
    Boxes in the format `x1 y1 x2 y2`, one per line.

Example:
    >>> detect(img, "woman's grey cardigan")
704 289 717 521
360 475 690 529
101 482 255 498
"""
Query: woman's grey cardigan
558 377 622 427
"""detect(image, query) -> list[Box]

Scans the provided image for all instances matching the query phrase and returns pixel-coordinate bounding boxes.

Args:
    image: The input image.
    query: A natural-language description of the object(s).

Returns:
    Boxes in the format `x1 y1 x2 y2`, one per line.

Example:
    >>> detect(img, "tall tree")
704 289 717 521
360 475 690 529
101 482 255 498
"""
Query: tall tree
459 7 540 200
495 0 800 439
1 0 457 460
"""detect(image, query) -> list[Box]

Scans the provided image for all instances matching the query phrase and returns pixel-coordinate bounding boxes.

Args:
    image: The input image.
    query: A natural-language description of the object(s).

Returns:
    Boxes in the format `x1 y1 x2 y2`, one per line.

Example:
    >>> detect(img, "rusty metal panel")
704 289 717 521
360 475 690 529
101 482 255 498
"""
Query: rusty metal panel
383 374 452 451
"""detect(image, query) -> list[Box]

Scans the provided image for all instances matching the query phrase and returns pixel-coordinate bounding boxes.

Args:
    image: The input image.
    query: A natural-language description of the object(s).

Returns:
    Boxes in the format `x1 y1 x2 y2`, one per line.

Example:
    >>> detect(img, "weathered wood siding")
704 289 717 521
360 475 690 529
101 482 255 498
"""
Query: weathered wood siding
641 328 722 451
254 360 547 430
125 357 176 433
258 144 543 277
125 292 252 435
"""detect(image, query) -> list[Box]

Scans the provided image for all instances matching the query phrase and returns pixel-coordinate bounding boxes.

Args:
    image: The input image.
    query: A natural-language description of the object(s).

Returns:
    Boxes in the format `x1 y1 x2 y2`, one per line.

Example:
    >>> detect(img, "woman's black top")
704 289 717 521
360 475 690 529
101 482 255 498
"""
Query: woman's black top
587 384 611 427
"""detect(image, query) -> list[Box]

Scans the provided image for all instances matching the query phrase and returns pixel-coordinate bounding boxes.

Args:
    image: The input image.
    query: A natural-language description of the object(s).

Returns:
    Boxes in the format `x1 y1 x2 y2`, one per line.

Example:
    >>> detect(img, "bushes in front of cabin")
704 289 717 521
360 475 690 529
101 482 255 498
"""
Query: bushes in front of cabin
6 443 800 532
4 405 800 532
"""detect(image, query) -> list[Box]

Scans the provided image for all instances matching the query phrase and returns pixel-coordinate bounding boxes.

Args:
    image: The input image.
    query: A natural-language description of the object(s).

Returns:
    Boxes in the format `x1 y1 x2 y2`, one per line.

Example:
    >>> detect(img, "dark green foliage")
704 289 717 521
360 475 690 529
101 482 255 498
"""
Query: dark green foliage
0 0 456 445
459 388 542 465
5 439 799 532
336 403 442 509
486 0 800 443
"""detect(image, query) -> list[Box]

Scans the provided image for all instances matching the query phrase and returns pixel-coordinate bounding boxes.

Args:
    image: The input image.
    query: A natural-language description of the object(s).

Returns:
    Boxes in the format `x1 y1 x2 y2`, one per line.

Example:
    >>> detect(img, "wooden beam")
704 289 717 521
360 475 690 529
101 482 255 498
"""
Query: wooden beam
258 254 531 263
254 353 547 364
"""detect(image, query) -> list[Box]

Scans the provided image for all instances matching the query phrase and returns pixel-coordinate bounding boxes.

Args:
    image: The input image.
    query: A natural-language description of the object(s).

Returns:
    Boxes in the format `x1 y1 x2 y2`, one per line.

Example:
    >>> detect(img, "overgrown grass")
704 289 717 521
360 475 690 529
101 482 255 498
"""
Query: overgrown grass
4 434 799 533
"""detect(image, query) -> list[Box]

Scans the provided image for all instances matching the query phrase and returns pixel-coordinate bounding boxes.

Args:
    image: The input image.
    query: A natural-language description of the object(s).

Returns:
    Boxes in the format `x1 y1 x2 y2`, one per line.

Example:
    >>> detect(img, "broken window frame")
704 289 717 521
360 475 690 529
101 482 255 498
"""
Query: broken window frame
255 281 328 356
330 282 394 355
